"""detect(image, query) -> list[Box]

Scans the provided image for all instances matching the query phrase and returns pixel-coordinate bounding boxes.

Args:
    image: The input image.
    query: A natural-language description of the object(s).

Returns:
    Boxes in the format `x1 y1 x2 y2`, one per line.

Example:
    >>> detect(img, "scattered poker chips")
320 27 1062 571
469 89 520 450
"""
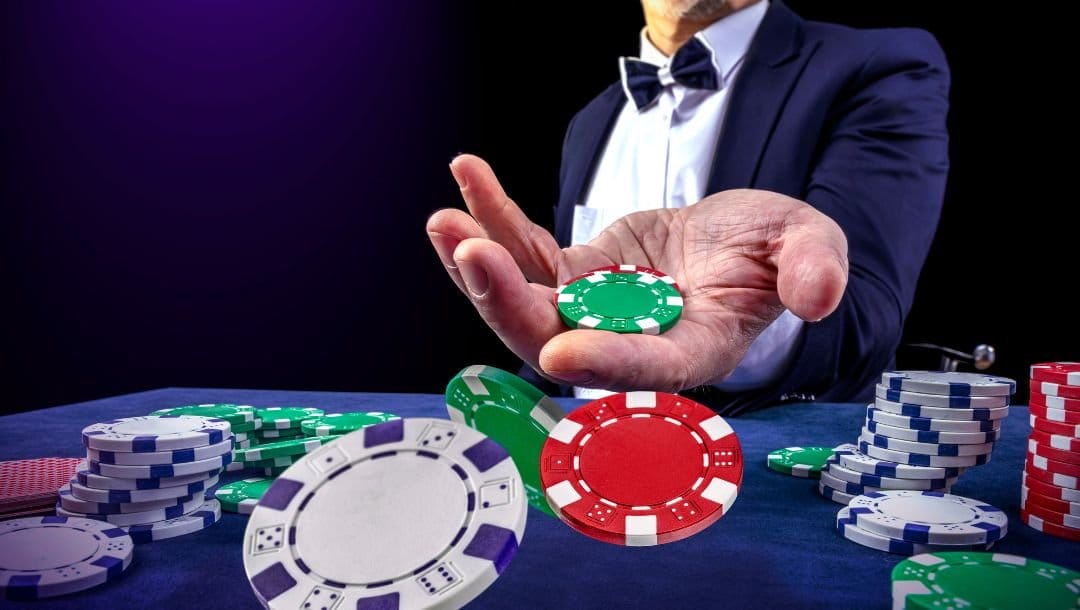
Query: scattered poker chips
891 552 1080 610
446 364 567 516
242 417 526 609
554 264 683 334
1022 361 1080 542
817 371 1015 507
766 446 833 478
0 516 134 599
541 391 742 545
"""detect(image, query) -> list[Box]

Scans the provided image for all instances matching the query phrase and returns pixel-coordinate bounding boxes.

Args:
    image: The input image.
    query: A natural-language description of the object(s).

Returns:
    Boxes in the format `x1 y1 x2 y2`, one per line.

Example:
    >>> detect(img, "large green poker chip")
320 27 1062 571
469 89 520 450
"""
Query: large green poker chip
445 364 566 517
891 551 1080 610
554 264 683 334
766 446 835 478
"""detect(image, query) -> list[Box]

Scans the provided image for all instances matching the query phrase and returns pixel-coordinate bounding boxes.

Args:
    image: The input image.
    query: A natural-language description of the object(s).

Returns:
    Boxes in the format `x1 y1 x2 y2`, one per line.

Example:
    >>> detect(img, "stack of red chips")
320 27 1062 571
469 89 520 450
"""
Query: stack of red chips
1022 362 1080 541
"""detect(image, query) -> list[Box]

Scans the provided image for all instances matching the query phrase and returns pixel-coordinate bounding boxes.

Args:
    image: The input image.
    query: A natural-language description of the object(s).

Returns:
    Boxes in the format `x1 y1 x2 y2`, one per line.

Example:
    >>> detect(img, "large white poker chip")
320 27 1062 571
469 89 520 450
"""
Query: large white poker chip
242 417 527 609
0 515 134 599
880 371 1016 397
846 490 1008 546
82 415 232 452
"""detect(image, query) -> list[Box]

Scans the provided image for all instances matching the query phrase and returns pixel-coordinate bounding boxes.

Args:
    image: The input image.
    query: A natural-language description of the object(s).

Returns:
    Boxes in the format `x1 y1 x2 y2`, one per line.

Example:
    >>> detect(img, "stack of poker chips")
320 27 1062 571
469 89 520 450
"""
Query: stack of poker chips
1021 362 1080 542
214 411 400 515
819 371 1015 505
64 414 229 542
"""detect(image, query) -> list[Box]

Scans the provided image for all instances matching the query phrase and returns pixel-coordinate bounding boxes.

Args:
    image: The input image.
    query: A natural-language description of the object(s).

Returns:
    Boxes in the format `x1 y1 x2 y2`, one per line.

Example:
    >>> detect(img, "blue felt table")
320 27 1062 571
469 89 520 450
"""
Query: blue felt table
1 388 1076 609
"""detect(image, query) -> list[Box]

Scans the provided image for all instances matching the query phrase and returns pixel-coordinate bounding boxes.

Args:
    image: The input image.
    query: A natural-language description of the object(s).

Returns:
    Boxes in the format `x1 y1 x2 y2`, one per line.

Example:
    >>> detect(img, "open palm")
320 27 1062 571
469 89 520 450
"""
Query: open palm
427 154 848 392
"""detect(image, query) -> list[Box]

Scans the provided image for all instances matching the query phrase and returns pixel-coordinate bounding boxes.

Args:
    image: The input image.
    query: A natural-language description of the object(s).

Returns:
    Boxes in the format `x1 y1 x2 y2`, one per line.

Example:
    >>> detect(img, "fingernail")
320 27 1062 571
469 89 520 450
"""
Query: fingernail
553 370 594 385
457 259 488 297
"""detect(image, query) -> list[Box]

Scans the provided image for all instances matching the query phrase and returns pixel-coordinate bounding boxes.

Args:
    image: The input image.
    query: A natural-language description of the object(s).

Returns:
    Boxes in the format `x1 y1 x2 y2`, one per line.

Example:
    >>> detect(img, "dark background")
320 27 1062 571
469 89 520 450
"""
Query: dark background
2 2 1073 414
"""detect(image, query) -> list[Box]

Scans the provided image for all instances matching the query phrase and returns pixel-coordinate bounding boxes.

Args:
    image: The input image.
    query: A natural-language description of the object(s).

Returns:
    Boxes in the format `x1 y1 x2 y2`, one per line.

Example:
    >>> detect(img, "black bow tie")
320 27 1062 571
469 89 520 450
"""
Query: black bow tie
620 37 719 110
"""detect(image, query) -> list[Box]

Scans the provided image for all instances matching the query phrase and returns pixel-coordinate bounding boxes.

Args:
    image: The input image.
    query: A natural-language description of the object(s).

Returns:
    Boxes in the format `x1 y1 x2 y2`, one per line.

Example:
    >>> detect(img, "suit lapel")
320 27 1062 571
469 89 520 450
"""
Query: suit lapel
706 1 817 193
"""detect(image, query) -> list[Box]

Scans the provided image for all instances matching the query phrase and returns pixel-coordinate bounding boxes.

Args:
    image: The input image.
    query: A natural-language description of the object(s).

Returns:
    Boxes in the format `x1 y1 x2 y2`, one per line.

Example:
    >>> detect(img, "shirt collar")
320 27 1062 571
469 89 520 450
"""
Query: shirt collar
638 0 769 87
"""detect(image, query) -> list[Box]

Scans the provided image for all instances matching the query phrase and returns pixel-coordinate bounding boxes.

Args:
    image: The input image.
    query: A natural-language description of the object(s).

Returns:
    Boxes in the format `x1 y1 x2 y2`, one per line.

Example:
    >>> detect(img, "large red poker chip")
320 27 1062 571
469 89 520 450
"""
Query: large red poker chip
1028 438 1080 466
1029 428 1080 454
1031 380 1080 400
1020 508 1080 542
1029 414 1080 438
1029 401 1080 425
1025 459 1079 490
540 391 743 546
1022 484 1080 517
1030 390 1080 412
1030 362 1080 386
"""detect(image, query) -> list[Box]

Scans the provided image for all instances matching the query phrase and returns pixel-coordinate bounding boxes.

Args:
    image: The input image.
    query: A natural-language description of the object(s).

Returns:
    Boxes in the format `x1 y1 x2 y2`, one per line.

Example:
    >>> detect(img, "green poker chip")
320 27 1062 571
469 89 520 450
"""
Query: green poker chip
256 407 325 430
214 478 273 514
892 551 1080 610
149 403 256 426
766 446 834 478
554 265 683 334
233 435 340 462
300 412 400 437
445 364 566 517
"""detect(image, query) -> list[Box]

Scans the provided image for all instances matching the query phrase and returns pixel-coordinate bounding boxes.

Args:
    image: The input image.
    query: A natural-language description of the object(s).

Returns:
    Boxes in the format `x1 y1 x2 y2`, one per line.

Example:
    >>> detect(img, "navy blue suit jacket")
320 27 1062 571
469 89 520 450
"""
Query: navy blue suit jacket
542 2 950 415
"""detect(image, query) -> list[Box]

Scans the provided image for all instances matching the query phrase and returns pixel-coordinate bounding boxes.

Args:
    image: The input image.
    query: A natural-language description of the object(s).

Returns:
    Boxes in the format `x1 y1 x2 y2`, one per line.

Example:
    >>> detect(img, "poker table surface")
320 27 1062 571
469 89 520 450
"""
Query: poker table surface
1 388 1076 610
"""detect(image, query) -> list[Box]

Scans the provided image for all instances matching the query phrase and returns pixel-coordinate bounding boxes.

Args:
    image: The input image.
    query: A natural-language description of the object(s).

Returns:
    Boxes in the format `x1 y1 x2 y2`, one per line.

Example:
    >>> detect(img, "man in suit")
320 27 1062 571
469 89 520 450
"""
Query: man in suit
427 0 948 415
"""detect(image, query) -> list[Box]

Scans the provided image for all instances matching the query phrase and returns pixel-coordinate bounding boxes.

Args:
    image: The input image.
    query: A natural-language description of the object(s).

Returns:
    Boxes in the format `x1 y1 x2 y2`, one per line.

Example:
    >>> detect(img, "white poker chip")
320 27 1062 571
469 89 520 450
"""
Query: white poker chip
880 371 1016 397
56 495 206 527
858 428 996 457
873 398 1009 421
67 474 219 505
243 417 527 609
0 515 134 599
846 490 1008 545
86 437 234 466
859 441 988 468
824 459 954 491
865 407 1001 433
818 480 857 505
75 463 220 491
833 443 963 480
82 415 232 453
58 483 197 515
864 419 1000 445
122 499 222 543
819 469 881 496
874 385 1010 409
87 452 232 479
835 506 996 555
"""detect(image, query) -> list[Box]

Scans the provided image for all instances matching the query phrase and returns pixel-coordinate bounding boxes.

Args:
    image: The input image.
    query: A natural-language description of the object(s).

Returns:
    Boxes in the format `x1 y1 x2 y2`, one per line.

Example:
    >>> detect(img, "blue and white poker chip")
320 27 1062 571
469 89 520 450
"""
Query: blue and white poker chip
881 371 1017 397
859 441 989 468
874 385 1010 409
834 445 962 480
865 419 1000 445
76 464 220 491
873 398 1009 421
858 428 995 457
846 490 1008 545
67 474 219 504
86 437 234 466
87 452 232 479
123 498 222 543
56 495 206 527
58 482 198 515
82 415 232 453
818 480 858 505
824 459 954 491
0 515 134 600
242 417 527 609
835 506 996 555
865 407 1000 432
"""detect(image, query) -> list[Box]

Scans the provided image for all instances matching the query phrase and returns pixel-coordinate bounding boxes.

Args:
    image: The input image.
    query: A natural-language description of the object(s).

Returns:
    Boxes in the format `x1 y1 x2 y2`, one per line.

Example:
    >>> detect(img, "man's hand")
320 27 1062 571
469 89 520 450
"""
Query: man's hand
426 154 848 393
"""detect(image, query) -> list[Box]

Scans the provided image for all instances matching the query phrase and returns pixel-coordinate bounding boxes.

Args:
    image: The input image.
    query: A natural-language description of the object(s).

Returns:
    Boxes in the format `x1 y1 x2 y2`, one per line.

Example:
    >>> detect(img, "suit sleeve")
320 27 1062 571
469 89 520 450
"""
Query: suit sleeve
768 29 951 408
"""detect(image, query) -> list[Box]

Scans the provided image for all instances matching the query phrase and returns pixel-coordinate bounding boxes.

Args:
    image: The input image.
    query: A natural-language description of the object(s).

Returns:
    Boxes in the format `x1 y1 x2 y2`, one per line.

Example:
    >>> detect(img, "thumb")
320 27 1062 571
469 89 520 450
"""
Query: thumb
775 213 848 322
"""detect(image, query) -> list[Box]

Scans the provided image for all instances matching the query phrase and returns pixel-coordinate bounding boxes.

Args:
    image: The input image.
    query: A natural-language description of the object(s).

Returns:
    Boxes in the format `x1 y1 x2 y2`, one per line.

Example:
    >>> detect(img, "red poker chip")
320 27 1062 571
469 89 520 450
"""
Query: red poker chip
1029 401 1080 425
1020 508 1080 542
1025 459 1079 490
1029 428 1080 453
1030 414 1080 438
1030 390 1080 413
540 391 743 546
1023 484 1080 517
1031 380 1080 400
1023 471 1080 503
1020 496 1080 529
1028 438 1080 466
1030 362 1080 386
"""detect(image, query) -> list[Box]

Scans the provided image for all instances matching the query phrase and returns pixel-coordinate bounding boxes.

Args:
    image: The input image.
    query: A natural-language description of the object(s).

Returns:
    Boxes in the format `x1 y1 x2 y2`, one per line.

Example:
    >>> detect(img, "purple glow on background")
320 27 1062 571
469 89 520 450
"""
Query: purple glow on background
2 1 486 410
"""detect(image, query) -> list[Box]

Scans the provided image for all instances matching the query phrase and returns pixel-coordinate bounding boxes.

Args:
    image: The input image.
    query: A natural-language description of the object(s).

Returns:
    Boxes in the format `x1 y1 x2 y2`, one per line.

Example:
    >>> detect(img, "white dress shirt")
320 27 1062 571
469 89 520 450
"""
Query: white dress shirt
572 0 805 399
